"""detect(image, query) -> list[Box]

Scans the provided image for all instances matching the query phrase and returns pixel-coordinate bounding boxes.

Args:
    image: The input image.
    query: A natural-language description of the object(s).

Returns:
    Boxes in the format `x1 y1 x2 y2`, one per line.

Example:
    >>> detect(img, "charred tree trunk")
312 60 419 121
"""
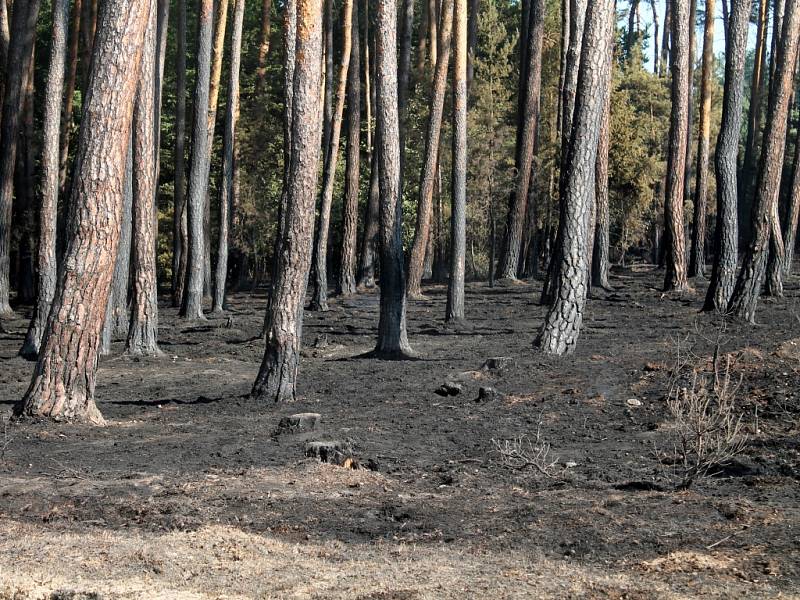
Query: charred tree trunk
172 0 188 306
447 0 467 323
252 0 323 402
406 0 453 299
20 0 71 358
181 0 214 319
497 0 544 280
126 1 161 356
213 0 245 313
373 0 413 357
703 0 750 312
310 0 354 312
663 0 690 291
728 0 800 321
16 0 150 424
338 0 361 297
689 0 715 279
535 0 614 355
0 0 41 316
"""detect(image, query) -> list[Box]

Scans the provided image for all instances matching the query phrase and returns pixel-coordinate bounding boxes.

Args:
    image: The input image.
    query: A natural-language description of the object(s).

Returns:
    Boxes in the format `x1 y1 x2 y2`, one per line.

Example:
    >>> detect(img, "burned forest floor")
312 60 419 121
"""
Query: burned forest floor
1 267 799 599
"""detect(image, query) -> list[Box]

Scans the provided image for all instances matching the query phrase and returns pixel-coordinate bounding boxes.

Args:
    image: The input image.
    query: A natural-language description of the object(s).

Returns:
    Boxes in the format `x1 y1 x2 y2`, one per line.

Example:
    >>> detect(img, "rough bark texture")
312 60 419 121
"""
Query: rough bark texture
739 0 769 242
703 0 750 312
497 0 544 280
374 0 412 357
0 0 41 316
338 0 361 298
59 0 82 194
20 0 71 358
172 0 187 306
213 0 245 313
126 0 161 356
15 0 149 424
592 47 612 291
255 0 273 93
728 0 800 322
535 0 613 356
662 0 690 292
181 0 214 320
406 0 453 299
689 0 715 279
310 0 354 312
447 0 468 323
252 0 323 402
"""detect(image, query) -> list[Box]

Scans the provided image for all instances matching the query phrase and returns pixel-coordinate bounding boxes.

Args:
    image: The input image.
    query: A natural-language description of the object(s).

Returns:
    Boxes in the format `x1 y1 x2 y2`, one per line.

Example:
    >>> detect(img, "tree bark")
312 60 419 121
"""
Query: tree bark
20 0 71 358
338 0 361 297
0 0 41 316
255 0 273 94
373 0 413 357
406 0 453 299
172 0 188 306
181 0 214 319
213 0 245 313
703 0 751 312
497 0 544 280
660 0 671 77
592 42 613 291
126 0 161 356
252 0 323 402
16 0 150 424
689 0 715 279
447 0 468 323
535 0 614 356
728 0 800 322
310 0 354 312
663 0 691 291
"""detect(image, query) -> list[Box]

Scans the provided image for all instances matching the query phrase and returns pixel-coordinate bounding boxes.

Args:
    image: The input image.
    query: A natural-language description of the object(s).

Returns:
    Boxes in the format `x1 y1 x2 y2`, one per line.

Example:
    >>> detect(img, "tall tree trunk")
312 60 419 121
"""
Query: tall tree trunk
728 0 800 322
406 0 453 299
15 52 37 306
447 0 467 323
20 0 71 358
663 0 691 291
213 0 245 313
397 0 414 188
180 0 214 319
592 43 613 290
535 0 614 355
338 0 361 297
16 0 150 424
373 0 413 357
689 0 715 279
172 0 187 306
683 0 697 207
322 0 333 162
252 0 323 402
703 0 751 311
784 102 800 273
255 0 273 94
650 0 659 72
660 0 671 77
203 0 230 299
126 0 160 356
467 0 478 92
58 0 82 194
497 0 544 280
0 0 41 316
310 0 354 311
739 0 769 242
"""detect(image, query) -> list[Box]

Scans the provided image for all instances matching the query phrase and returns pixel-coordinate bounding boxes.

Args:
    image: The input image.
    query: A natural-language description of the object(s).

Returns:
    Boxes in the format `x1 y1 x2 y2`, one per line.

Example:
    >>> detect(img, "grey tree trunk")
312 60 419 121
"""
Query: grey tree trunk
703 0 750 312
172 0 187 306
592 43 612 291
20 0 71 358
252 0 323 402
535 0 614 355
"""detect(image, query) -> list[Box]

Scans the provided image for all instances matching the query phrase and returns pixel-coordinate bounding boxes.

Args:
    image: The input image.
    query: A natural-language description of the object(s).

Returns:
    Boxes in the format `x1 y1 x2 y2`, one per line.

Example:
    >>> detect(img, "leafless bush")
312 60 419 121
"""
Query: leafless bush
492 425 560 479
662 330 748 490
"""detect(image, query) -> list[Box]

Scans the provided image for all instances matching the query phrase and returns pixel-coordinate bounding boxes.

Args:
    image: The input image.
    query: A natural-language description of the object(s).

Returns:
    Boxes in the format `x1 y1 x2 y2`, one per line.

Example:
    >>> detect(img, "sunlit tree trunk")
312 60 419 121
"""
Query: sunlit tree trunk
406 0 453 299
16 0 150 424
252 0 323 402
